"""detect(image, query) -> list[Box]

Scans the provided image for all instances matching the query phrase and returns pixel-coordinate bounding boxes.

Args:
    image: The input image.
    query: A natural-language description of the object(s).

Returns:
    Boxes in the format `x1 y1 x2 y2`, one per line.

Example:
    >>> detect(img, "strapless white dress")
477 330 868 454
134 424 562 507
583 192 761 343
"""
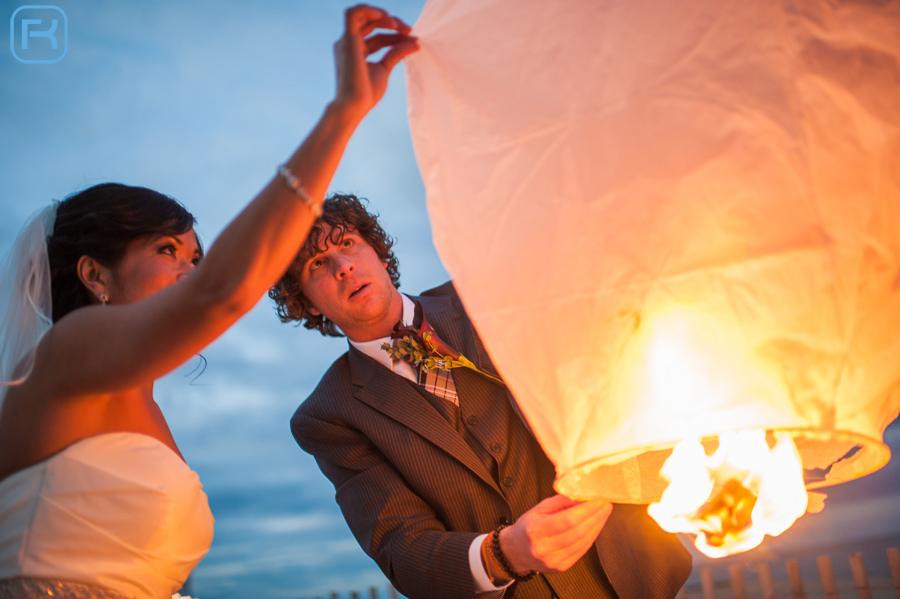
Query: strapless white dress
0 433 214 599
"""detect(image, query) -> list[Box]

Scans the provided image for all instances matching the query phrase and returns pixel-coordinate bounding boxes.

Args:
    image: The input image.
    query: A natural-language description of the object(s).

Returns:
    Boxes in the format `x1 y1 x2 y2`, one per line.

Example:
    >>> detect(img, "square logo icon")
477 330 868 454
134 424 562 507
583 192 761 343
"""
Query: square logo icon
10 5 68 64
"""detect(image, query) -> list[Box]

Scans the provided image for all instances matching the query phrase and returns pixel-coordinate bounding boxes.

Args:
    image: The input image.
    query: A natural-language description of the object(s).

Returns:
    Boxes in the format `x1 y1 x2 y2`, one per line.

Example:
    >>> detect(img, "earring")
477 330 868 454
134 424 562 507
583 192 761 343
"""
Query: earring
99 292 109 305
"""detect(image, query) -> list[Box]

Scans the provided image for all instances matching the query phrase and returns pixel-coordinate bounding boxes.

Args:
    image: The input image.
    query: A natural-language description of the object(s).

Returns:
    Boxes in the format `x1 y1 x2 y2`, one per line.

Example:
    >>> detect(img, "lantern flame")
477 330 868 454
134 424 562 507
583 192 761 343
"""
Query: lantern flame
648 430 809 557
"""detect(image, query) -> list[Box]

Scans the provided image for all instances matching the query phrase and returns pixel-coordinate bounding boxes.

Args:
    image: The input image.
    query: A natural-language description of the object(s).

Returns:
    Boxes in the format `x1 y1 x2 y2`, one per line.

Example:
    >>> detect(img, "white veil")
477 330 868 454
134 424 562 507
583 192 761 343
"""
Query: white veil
0 203 57 406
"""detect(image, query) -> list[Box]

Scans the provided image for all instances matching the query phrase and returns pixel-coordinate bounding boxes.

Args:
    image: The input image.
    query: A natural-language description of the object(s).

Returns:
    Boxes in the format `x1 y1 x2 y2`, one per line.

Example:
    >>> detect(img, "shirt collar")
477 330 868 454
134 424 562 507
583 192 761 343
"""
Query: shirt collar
348 293 417 373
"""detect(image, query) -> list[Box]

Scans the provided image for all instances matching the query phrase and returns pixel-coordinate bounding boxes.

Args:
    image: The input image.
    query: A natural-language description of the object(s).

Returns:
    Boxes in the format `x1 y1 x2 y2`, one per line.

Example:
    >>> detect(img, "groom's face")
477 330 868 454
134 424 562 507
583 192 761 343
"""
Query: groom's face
299 224 402 342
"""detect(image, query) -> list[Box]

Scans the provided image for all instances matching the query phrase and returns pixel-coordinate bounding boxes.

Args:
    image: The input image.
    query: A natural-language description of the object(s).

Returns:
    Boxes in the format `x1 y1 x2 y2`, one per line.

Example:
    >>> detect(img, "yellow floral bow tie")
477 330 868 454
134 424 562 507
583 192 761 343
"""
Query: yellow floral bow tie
382 302 501 383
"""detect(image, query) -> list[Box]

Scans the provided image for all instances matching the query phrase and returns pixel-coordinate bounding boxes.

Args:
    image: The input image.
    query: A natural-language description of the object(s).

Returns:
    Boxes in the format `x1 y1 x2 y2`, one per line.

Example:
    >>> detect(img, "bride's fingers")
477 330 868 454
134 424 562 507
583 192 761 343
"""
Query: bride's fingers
358 14 409 38
345 4 384 33
364 33 416 56
376 38 419 72
346 4 411 38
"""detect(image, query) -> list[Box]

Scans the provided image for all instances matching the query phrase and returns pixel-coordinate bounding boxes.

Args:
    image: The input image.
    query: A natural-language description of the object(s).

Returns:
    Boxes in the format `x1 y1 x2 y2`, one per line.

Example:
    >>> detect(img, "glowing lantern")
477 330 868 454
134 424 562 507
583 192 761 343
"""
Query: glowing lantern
406 0 900 555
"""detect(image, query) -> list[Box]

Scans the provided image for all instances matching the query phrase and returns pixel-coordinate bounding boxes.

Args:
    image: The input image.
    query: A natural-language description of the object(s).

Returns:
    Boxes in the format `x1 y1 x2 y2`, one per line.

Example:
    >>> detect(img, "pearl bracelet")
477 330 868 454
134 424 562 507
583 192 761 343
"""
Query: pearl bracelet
278 164 323 218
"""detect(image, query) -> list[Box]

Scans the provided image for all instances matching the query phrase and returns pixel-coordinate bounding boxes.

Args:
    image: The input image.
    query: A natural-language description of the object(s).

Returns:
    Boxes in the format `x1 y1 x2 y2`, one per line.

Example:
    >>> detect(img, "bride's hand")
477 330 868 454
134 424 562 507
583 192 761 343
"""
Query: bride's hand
333 4 419 121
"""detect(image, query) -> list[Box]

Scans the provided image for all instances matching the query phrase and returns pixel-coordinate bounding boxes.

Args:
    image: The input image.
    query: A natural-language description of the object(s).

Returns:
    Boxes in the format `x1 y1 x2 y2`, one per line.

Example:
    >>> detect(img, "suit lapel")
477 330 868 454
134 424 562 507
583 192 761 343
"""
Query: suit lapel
416 292 500 380
348 341 501 494
418 292 536 437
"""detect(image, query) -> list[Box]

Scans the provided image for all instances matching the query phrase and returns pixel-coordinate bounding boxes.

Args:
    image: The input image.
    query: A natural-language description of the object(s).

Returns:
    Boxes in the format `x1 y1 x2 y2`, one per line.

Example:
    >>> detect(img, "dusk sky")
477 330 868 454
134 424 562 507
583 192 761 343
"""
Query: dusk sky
1 2 898 598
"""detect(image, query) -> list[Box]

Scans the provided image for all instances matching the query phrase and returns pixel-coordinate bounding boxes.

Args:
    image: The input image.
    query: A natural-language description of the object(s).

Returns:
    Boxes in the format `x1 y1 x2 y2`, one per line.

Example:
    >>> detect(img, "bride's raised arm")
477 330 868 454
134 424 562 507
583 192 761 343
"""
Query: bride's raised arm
37 6 417 397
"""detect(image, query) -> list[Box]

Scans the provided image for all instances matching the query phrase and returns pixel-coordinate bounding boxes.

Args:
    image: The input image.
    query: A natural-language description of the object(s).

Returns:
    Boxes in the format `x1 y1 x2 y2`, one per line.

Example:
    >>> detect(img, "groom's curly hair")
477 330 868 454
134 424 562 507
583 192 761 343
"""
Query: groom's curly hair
269 193 400 337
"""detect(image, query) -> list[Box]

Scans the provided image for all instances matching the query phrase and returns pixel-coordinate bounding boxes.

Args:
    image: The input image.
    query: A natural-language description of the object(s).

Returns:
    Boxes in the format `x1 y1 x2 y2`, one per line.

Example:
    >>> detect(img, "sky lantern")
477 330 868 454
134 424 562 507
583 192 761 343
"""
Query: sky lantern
405 0 900 556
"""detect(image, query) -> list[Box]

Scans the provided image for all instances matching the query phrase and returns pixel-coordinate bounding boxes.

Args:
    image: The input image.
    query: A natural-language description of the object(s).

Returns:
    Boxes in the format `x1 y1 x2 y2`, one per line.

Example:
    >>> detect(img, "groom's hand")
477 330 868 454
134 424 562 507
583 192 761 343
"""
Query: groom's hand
499 494 612 575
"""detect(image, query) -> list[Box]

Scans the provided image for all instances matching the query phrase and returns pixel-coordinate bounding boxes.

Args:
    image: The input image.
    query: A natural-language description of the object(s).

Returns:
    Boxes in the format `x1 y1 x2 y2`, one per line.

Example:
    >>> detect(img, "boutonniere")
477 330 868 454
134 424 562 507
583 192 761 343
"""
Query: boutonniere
382 310 502 383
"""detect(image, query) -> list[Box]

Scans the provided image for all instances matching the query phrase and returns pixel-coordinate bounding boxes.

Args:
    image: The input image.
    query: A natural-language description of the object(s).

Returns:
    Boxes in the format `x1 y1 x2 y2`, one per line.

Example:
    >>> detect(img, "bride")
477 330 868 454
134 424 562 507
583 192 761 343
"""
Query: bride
0 6 417 599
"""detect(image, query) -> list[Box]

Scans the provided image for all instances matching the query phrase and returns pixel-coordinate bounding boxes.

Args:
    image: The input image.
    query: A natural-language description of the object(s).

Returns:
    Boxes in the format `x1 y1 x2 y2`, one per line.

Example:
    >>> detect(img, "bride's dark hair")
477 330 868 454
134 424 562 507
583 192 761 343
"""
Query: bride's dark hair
47 183 201 322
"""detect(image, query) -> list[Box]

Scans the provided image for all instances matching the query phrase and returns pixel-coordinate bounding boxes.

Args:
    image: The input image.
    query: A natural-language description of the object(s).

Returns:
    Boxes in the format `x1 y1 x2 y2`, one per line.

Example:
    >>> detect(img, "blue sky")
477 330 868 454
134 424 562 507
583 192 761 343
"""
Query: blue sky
1 2 898 598
2 1 438 597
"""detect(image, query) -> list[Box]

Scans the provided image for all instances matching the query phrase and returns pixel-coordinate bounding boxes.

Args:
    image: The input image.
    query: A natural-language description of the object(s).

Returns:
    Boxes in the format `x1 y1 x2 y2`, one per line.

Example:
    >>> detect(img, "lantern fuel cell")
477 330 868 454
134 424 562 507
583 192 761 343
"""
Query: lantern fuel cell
648 430 809 557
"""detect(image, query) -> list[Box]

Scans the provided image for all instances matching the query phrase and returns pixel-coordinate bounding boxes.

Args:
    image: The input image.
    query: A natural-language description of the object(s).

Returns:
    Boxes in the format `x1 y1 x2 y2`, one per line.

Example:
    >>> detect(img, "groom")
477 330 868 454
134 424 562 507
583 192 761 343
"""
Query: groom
271 194 691 599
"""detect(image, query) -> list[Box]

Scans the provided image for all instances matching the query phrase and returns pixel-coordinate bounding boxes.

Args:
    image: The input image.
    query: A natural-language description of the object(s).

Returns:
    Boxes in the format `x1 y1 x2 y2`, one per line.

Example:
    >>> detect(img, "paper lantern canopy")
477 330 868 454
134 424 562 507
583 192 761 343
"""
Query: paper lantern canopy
406 0 900 514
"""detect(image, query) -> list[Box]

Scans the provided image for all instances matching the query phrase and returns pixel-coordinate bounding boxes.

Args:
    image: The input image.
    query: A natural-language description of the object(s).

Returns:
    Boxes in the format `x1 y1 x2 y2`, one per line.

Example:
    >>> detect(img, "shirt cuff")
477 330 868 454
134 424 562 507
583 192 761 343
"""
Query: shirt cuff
470 533 514 593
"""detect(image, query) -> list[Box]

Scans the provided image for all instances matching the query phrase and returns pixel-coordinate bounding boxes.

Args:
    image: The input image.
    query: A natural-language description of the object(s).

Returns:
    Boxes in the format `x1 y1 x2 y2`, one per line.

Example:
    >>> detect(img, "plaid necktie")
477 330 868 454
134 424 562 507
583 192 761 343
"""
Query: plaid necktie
390 303 460 406
418 362 458 406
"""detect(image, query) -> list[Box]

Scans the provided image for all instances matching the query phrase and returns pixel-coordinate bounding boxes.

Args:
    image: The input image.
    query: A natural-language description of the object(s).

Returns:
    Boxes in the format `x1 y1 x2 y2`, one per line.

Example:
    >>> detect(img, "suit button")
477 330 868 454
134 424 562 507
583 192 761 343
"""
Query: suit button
503 477 514 487
467 416 478 425
490 443 502 452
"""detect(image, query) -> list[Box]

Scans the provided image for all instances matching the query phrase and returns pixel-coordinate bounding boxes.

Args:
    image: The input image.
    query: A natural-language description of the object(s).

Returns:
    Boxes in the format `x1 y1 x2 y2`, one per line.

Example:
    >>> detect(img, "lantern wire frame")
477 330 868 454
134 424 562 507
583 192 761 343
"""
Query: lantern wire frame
554 428 891 503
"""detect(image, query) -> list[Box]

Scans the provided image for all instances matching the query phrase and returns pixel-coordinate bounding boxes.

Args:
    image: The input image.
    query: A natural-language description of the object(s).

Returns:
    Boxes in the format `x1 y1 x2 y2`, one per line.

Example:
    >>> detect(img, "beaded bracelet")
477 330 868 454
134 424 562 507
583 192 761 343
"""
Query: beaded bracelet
491 524 537 582
483 530 515 586
277 164 323 218
481 532 504 585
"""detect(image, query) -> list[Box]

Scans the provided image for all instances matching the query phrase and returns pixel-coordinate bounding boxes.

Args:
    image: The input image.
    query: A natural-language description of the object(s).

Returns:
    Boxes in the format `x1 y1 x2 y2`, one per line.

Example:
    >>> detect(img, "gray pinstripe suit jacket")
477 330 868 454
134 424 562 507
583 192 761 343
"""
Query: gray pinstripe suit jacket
291 282 691 599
